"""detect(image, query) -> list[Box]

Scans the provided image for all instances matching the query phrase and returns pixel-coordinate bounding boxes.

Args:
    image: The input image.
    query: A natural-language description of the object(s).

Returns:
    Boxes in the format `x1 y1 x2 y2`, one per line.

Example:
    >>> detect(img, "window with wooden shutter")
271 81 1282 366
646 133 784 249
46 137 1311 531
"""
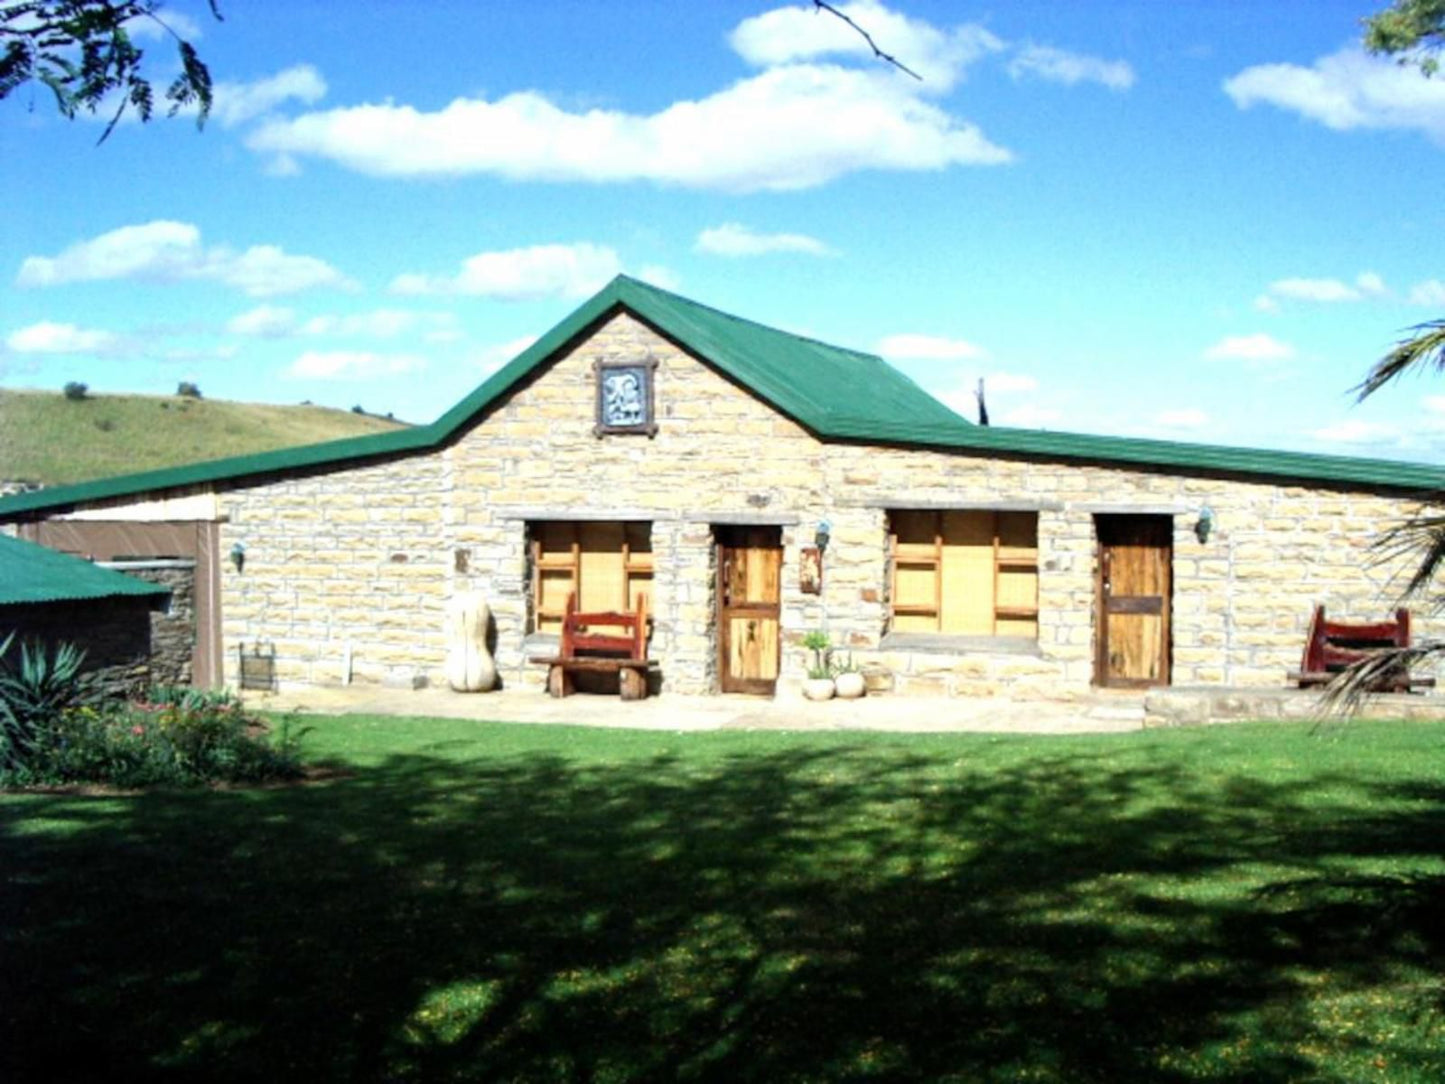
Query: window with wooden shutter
887 510 1038 638
529 521 653 634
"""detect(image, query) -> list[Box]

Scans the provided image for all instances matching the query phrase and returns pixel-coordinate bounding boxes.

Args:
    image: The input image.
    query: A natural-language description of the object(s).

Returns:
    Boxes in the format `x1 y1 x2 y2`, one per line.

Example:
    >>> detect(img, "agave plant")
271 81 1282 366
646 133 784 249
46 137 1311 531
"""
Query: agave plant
0 634 93 772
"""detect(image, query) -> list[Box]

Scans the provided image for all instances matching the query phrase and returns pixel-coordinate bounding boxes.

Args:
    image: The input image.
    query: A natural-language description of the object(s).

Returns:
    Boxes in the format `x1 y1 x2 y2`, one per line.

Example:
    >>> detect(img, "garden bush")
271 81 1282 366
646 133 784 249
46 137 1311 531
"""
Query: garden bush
27 698 305 788
1 638 304 787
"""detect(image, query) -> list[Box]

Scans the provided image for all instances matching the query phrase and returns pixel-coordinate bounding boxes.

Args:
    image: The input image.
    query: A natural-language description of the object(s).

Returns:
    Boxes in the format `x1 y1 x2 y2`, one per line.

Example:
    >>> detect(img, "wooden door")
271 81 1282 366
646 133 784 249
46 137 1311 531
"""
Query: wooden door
1096 515 1172 688
717 526 782 694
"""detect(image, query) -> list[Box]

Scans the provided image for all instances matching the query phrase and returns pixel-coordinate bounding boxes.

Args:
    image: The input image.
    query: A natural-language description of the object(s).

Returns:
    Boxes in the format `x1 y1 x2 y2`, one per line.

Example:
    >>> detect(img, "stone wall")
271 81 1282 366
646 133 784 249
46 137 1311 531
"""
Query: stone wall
102 560 194 687
218 455 447 689
0 598 155 699
43 311 1436 699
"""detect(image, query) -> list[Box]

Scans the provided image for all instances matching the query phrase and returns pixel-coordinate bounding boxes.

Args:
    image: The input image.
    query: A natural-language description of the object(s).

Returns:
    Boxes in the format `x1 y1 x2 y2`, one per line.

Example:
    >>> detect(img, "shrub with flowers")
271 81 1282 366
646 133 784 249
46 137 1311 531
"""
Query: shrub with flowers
1 649 305 788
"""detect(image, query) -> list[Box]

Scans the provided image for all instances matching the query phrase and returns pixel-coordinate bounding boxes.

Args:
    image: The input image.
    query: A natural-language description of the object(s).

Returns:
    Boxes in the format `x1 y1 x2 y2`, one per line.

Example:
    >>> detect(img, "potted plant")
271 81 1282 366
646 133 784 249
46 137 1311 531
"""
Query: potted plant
801 629 835 701
832 652 866 699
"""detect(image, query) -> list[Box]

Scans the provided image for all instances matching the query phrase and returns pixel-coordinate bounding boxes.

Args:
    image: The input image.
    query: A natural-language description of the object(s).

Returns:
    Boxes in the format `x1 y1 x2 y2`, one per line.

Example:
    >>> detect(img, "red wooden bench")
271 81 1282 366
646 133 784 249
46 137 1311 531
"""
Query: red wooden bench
1289 605 1434 692
529 591 654 700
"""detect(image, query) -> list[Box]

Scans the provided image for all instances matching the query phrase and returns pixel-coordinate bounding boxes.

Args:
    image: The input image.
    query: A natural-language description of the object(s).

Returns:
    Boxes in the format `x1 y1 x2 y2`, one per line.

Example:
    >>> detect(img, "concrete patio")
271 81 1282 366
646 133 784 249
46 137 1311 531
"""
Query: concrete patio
245 681 1445 734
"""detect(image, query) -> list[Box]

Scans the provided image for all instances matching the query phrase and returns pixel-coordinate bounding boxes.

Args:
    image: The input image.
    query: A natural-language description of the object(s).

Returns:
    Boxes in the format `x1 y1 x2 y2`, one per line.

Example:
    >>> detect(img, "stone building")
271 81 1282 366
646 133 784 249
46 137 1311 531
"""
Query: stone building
0 534 172 698
1 275 1442 699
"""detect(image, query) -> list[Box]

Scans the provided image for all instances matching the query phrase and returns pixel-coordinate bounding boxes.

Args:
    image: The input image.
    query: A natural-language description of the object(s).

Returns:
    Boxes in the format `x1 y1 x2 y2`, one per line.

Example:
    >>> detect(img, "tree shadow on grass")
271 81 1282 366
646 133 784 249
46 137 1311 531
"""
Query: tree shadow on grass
2 739 1443 1082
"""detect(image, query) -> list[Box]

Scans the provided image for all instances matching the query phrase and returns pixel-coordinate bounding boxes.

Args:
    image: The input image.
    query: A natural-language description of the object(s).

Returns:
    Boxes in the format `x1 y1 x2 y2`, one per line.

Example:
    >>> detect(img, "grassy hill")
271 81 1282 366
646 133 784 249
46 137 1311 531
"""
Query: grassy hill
0 389 410 488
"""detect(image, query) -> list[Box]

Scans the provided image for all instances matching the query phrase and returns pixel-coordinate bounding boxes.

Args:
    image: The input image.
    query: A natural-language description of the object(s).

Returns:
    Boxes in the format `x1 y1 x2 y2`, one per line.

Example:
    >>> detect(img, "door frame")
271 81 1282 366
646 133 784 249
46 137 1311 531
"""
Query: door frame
1094 514 1173 689
715 525 783 695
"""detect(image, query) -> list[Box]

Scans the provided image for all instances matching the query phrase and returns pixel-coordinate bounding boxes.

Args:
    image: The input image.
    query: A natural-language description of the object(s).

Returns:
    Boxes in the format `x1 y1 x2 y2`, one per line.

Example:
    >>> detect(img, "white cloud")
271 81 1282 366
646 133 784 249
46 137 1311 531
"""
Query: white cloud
1264 271 1388 304
247 5 1012 192
1253 294 1280 314
1007 45 1135 90
876 333 988 361
211 66 328 128
301 309 426 338
1224 47 1445 142
1423 395 1445 415
1409 279 1445 306
227 305 298 338
389 242 620 300
4 321 122 355
1155 408 1209 430
17 221 353 297
728 1 1004 89
1311 418 1401 445
475 335 538 375
228 305 457 340
285 350 428 380
1203 333 1296 362
696 223 833 258
1356 270 1387 296
637 265 681 291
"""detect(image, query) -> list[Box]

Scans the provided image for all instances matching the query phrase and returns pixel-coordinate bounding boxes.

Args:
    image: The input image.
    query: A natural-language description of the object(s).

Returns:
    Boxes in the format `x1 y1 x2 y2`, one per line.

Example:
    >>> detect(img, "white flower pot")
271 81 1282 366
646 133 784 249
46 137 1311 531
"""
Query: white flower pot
802 677 836 701
834 672 866 699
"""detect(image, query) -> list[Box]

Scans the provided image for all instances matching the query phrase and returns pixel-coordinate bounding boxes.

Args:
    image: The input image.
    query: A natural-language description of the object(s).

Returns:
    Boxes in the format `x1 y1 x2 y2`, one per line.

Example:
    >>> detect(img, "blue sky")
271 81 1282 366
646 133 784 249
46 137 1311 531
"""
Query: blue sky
4 1 1445 462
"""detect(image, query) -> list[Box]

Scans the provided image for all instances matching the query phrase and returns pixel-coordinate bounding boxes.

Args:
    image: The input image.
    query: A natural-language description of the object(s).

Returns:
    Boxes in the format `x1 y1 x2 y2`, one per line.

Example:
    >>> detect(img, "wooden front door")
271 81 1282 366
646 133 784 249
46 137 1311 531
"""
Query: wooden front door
1096 515 1172 688
717 526 782 695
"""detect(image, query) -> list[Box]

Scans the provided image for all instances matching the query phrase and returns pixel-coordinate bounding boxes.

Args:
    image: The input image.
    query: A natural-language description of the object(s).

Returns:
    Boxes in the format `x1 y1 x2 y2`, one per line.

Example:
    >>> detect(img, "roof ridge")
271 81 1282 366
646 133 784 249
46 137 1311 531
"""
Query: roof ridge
614 274 883 363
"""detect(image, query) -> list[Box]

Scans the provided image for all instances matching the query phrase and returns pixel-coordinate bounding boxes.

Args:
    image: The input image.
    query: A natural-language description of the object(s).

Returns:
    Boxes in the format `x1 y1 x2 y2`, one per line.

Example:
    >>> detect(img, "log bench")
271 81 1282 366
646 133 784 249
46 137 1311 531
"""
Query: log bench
528 591 655 700
1289 604 1435 693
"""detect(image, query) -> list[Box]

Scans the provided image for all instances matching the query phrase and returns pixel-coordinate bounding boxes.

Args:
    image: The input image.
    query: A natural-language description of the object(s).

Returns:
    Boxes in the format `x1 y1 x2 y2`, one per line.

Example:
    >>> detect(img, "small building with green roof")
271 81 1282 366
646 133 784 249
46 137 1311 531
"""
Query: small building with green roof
0 533 172 696
1 275 1440 699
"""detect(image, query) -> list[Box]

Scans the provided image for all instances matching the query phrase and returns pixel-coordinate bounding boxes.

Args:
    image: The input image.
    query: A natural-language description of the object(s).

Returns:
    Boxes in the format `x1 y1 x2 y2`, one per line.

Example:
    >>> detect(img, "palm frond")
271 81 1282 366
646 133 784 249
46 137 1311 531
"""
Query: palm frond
1354 320 1445 400
1317 641 1441 716
1370 505 1445 598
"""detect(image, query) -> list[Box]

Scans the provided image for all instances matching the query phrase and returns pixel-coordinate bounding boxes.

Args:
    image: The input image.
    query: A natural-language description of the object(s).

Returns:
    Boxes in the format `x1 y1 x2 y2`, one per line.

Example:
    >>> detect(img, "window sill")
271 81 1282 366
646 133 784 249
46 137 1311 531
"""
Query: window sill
880 632 1042 657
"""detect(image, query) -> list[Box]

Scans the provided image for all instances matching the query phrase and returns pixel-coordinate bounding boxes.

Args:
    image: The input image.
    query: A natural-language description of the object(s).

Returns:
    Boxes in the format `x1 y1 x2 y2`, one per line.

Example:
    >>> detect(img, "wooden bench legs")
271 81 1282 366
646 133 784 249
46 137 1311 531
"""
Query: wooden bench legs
541 658 651 700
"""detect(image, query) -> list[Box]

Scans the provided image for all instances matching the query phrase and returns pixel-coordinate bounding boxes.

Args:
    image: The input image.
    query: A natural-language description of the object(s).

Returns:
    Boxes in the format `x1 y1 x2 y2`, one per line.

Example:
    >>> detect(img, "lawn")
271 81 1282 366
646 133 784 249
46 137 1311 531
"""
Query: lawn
2 716 1443 1082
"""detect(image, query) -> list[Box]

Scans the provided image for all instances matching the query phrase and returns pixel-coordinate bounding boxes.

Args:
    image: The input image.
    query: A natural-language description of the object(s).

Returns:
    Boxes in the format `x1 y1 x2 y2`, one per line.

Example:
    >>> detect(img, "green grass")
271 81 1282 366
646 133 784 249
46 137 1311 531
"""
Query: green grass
3 716 1443 1082
0 388 407 486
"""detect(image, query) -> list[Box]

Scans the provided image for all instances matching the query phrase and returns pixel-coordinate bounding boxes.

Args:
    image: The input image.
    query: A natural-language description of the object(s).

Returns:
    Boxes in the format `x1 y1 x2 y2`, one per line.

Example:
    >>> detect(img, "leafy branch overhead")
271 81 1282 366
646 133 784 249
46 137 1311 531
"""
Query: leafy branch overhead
0 0 221 141
1364 0 1445 73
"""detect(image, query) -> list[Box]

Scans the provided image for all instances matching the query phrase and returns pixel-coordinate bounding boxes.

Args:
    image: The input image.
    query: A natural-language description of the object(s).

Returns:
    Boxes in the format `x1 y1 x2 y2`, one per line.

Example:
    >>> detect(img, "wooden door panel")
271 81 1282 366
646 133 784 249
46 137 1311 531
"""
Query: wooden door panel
1097 516 1172 688
717 526 782 694
726 616 779 683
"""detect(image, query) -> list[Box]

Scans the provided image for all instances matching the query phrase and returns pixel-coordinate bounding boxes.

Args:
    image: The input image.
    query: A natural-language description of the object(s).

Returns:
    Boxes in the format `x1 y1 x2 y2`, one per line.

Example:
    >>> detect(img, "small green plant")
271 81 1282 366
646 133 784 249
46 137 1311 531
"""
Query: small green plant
62 381 88 401
0 634 96 773
802 629 832 680
830 651 858 676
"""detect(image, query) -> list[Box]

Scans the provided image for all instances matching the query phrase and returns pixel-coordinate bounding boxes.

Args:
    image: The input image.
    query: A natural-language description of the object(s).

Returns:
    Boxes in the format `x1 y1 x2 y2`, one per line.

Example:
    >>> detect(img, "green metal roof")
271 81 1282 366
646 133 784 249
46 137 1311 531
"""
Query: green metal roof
0 533 171 607
2 273 1444 518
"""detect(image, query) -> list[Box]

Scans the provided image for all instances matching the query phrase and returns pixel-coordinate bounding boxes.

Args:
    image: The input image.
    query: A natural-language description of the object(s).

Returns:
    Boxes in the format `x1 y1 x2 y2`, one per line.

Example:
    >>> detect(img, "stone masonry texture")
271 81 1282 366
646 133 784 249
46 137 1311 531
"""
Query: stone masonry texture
31 313 1439 700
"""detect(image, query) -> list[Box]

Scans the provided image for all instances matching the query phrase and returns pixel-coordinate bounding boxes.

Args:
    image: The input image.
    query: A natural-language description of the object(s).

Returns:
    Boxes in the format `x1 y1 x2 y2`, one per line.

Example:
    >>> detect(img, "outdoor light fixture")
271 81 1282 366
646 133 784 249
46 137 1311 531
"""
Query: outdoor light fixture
230 540 246 573
815 519 832 553
1195 506 1214 544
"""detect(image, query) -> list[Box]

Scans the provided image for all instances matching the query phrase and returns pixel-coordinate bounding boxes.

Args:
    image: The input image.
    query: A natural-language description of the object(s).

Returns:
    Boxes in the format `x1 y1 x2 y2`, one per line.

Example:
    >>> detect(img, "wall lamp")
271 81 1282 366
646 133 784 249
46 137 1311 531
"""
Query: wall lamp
815 519 832 553
230 540 246 573
1195 506 1215 545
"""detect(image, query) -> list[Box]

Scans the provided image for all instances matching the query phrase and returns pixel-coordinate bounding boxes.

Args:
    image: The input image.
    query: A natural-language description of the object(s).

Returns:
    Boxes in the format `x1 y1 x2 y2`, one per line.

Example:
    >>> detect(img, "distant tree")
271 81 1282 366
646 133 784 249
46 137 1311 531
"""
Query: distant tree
351 405 364 415
176 380 201 398
62 380 88 400
1 1 222 142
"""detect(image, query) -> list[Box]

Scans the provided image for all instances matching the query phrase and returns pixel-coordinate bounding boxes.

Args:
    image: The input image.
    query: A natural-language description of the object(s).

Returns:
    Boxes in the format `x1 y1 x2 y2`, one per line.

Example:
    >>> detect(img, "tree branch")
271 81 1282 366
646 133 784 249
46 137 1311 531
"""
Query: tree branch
813 0 922 81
